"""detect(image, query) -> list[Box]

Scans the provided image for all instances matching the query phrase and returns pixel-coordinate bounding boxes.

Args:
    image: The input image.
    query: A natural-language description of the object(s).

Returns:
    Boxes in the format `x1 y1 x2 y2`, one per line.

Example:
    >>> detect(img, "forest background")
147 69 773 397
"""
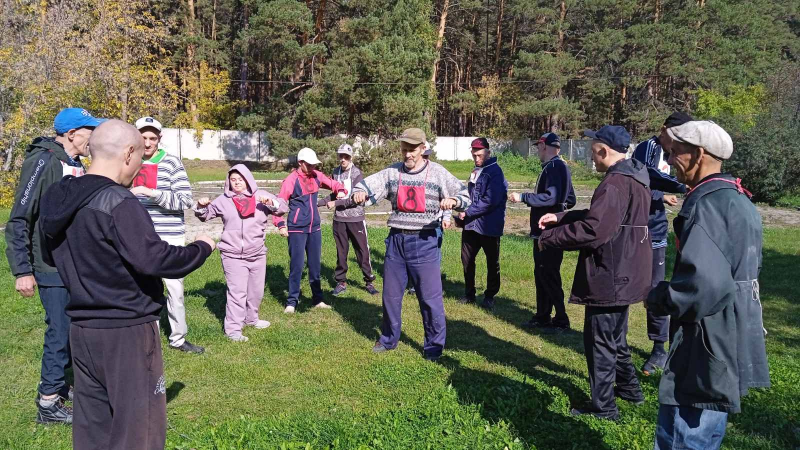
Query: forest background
1 0 800 202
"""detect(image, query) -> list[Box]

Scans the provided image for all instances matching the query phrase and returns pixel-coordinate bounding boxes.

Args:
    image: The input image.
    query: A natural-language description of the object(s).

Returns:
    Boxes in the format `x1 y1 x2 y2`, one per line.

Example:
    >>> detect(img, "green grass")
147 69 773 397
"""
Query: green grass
1 226 798 449
188 169 289 184
776 190 800 209
0 208 9 227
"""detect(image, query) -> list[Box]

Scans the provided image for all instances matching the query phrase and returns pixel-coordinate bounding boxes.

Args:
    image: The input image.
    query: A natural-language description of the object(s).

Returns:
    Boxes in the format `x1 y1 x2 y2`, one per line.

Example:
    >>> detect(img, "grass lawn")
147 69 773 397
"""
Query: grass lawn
0 226 797 449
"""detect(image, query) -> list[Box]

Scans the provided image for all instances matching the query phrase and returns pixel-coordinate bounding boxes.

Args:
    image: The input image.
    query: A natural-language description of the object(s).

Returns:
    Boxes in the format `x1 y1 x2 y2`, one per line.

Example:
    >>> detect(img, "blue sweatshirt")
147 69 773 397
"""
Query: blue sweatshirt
521 156 576 238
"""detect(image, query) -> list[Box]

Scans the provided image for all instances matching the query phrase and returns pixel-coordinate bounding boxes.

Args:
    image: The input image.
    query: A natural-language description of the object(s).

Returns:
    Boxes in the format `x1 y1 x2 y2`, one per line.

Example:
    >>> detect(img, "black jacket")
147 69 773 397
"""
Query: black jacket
40 174 213 328
540 158 652 307
522 156 576 238
647 174 770 413
632 137 687 244
5 138 85 281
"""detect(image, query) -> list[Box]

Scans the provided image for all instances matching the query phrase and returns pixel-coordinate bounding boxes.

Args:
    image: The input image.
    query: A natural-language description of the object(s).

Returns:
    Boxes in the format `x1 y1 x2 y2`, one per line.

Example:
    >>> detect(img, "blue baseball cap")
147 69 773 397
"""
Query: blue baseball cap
53 108 105 134
584 125 630 153
538 132 560 148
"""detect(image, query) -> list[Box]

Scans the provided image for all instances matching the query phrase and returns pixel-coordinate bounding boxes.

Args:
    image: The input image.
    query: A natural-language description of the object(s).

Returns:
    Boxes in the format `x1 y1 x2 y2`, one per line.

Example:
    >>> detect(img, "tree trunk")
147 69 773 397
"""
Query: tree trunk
211 0 217 41
507 17 517 78
494 0 505 72
239 4 250 107
431 0 450 85
186 0 199 124
314 0 328 43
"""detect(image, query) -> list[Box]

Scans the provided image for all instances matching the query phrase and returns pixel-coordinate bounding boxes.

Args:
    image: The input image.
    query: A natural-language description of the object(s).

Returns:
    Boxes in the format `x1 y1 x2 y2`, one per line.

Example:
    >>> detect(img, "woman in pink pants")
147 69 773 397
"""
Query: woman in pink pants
195 165 288 342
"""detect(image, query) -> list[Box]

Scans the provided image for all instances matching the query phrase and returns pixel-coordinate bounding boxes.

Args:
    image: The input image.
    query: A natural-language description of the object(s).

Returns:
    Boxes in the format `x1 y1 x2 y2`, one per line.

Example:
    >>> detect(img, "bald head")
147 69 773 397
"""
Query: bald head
89 119 143 161
85 119 146 186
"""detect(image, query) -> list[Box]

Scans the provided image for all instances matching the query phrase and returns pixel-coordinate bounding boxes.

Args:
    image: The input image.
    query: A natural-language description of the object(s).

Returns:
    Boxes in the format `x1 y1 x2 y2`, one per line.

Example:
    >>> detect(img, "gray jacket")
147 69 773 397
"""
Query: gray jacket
323 165 365 222
647 174 770 413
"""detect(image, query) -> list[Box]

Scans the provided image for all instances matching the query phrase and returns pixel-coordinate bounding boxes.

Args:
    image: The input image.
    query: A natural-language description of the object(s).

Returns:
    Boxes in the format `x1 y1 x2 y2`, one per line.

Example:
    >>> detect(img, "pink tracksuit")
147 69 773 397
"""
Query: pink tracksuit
195 164 288 336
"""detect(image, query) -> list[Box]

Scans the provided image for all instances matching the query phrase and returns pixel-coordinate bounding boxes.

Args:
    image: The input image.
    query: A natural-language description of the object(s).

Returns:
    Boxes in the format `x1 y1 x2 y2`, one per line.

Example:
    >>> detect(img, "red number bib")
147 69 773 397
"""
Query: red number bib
396 168 429 214
133 164 158 189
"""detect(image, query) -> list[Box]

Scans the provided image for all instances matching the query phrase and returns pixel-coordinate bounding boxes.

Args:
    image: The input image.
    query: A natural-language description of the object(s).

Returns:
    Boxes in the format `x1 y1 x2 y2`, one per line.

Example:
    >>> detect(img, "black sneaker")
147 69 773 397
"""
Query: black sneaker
333 283 347 296
372 342 391 353
642 347 668 376
58 385 73 402
614 387 645 406
458 296 475 305
546 321 570 333
36 395 73 425
423 353 441 363
480 298 496 310
570 406 619 421
522 317 551 329
172 341 205 354
365 284 379 295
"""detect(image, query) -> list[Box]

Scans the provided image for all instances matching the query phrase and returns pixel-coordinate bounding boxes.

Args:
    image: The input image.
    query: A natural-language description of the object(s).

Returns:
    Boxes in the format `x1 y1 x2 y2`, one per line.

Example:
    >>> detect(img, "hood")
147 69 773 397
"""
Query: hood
224 164 258 197
27 137 73 165
606 158 650 187
40 174 118 237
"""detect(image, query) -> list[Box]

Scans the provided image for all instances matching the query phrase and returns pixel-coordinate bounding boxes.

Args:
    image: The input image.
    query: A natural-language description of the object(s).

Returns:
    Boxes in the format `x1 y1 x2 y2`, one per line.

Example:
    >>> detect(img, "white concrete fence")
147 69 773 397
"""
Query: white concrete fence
157 128 597 164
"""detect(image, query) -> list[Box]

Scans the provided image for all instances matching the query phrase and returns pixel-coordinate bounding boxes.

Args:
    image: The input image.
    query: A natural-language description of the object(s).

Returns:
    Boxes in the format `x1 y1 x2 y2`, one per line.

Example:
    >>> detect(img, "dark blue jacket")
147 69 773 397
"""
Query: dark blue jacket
633 137 687 245
462 157 508 237
522 156 576 238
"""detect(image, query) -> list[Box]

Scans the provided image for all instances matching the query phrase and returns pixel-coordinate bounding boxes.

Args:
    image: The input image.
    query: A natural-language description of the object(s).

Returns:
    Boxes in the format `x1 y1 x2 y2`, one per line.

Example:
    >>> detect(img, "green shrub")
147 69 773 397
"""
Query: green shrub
0 170 20 209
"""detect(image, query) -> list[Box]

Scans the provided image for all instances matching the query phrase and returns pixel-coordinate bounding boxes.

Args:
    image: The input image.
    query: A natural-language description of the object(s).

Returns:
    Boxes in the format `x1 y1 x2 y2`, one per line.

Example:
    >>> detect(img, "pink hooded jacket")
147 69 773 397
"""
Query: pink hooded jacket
195 164 288 258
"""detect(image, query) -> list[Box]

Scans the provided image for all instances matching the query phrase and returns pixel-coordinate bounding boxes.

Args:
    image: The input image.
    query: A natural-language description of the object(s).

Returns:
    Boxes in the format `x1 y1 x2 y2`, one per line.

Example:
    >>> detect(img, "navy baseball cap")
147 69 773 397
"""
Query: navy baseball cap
54 108 104 134
663 111 694 128
538 132 560 148
584 125 630 153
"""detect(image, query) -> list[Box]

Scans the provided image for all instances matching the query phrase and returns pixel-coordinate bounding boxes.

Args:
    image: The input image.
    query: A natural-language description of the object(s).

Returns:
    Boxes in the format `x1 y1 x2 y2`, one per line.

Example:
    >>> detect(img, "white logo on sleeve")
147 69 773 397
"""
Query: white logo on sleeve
154 374 166 395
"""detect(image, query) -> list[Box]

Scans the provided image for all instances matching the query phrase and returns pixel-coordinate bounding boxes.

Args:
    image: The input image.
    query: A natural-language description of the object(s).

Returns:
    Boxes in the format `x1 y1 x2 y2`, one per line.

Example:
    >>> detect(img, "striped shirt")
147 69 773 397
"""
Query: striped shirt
135 150 193 237
354 161 470 230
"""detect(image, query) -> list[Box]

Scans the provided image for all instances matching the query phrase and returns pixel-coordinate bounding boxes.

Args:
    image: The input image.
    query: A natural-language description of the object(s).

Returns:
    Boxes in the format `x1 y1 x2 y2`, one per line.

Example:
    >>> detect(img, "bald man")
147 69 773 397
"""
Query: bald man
39 120 216 450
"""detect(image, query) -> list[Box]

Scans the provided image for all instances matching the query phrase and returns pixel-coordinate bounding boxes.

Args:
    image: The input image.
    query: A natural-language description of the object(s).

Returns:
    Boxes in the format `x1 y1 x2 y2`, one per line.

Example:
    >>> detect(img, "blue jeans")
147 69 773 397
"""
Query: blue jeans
35 272 72 396
655 405 728 450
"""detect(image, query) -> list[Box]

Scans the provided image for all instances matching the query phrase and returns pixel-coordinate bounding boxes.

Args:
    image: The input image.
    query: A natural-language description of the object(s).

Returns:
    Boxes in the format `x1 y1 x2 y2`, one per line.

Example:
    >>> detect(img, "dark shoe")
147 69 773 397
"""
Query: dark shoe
423 353 441 362
407 287 416 296
365 284 379 295
172 341 205 354
522 317 551 329
614 387 645 406
36 395 73 425
372 342 391 353
332 283 347 296
458 296 476 305
642 347 668 376
480 297 496 310
545 321 570 333
57 385 73 402
570 406 619 421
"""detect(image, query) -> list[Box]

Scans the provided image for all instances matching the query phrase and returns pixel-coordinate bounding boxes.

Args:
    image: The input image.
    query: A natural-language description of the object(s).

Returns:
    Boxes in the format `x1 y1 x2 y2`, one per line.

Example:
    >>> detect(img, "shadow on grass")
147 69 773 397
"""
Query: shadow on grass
332 292 607 448
166 381 185 404
265 263 287 307
185 281 227 330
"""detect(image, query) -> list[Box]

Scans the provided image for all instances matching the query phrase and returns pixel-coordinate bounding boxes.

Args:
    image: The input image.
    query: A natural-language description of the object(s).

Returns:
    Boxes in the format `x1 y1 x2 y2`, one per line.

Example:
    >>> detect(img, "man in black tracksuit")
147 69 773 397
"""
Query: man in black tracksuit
5 107 103 424
511 133 576 330
39 120 215 449
632 112 690 375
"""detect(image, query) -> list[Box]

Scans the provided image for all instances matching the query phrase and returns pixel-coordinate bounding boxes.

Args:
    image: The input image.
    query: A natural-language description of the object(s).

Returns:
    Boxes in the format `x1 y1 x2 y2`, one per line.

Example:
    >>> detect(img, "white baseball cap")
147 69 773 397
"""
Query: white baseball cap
135 116 163 132
297 147 321 165
667 120 733 160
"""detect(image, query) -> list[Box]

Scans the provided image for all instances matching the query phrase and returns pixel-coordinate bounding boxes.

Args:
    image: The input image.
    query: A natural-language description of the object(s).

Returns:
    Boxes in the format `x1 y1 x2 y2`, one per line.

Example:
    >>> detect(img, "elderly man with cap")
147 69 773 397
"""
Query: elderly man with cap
352 128 470 361
631 113 691 375
274 147 346 313
38 120 216 449
323 143 378 297
646 121 769 449
454 137 508 309
5 107 104 424
130 116 203 354
510 132 576 330
538 125 651 420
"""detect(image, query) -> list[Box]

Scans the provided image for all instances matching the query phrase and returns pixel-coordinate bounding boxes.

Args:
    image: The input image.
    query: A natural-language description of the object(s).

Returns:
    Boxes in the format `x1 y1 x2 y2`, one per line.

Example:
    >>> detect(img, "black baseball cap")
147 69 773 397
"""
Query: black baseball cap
538 132 560 148
584 125 631 153
663 112 694 128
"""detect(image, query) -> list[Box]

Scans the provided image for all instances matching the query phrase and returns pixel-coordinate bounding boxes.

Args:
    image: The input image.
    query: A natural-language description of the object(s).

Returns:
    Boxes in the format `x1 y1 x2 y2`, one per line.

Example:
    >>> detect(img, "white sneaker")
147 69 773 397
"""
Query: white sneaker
251 320 271 329
314 302 332 310
284 305 296 314
227 334 249 342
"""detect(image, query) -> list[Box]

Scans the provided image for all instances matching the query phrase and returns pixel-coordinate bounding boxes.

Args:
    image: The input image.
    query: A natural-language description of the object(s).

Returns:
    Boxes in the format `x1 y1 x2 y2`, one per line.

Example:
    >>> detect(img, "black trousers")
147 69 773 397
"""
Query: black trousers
38 284 71 396
533 242 569 326
584 305 642 416
460 229 501 300
70 321 166 450
333 220 375 283
647 246 670 343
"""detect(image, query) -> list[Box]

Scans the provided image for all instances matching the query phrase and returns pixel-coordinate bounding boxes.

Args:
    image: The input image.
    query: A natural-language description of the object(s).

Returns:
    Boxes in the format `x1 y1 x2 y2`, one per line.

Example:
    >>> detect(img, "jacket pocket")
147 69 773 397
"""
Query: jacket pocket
674 322 736 405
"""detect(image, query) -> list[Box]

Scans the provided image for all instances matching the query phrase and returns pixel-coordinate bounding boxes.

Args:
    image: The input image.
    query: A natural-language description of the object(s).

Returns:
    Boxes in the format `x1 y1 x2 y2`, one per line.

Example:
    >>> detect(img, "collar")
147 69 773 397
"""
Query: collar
679 173 747 220
402 160 429 175
144 149 167 164
296 168 318 179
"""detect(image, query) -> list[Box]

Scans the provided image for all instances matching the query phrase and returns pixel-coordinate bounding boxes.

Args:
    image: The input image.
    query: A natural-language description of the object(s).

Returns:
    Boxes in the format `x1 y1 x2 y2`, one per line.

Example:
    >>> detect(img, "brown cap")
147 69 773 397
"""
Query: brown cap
398 128 426 145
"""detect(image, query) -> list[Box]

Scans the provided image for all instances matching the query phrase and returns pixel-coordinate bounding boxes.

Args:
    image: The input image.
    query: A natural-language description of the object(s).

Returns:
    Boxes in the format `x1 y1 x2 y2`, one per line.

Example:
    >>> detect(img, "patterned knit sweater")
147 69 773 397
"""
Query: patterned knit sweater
353 161 470 230
135 149 193 238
